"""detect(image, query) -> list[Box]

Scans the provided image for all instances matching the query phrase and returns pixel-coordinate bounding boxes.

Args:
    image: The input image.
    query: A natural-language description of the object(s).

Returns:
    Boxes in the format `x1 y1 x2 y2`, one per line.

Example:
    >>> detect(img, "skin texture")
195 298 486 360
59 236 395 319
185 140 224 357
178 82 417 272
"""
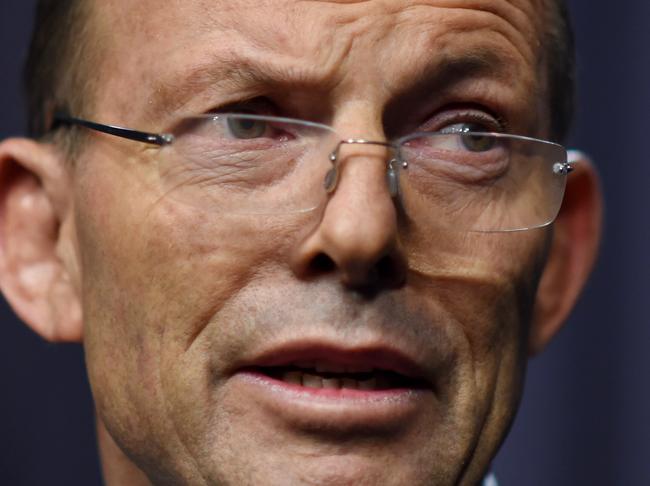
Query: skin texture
0 1 602 485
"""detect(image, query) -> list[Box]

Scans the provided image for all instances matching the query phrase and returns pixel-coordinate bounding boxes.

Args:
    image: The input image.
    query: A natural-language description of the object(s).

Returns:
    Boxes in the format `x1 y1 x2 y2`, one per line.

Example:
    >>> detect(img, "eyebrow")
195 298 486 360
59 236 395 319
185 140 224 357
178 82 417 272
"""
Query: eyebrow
145 53 335 122
146 46 519 123
403 47 515 95
386 46 521 124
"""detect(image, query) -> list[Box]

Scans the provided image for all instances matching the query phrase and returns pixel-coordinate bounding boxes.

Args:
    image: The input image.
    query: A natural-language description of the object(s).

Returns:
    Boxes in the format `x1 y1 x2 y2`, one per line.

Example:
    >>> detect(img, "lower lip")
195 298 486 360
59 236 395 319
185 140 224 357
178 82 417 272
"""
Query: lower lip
231 370 433 430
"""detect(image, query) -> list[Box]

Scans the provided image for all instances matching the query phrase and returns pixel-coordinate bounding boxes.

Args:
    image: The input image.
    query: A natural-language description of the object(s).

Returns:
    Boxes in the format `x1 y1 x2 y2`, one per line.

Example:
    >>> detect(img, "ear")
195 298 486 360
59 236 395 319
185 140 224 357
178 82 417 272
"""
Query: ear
529 151 603 355
0 137 82 342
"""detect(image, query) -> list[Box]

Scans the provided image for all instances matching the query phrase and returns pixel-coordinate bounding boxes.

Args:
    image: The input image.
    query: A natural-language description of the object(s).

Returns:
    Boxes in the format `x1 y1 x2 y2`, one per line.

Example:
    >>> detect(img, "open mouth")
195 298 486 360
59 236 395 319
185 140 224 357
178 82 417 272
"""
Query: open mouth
246 361 430 391
232 346 436 427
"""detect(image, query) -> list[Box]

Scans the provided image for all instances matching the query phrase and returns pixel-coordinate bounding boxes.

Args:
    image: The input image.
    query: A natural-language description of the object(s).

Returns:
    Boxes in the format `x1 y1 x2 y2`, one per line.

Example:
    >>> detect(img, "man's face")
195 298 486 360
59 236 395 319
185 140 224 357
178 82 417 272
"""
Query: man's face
74 0 549 484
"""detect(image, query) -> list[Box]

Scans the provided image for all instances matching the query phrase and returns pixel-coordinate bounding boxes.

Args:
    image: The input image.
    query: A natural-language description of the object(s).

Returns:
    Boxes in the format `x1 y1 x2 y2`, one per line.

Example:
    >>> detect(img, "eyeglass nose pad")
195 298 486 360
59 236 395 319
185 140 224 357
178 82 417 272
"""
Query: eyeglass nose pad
323 158 401 196
324 146 342 193
324 169 339 194
386 159 400 198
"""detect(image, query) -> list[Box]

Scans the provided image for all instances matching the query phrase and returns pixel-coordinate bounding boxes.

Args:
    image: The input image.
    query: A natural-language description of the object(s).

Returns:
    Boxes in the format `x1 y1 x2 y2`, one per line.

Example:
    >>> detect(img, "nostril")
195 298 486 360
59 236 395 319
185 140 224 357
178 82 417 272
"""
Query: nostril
307 251 405 287
376 255 393 276
311 253 336 274
376 254 406 288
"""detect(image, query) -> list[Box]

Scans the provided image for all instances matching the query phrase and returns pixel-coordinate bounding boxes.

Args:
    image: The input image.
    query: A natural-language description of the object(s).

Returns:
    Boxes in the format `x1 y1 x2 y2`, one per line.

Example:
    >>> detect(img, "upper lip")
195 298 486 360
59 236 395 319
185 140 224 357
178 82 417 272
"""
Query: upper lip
230 339 435 388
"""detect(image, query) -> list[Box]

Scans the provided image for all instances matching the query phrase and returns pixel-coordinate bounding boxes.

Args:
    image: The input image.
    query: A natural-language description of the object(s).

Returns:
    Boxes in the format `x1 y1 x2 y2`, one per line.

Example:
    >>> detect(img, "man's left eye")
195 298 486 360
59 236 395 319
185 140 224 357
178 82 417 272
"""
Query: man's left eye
440 122 497 152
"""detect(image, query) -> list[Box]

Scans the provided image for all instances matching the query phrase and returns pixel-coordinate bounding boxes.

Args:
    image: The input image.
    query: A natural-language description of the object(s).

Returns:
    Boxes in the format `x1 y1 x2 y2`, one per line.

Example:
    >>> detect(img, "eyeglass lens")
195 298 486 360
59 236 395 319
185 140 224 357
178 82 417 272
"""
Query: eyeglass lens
155 114 567 232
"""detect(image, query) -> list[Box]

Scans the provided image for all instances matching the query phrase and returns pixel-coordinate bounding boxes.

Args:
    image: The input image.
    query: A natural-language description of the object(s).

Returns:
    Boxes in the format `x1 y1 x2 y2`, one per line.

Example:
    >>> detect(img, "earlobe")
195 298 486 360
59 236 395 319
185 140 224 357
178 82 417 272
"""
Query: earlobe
0 137 82 343
529 151 603 355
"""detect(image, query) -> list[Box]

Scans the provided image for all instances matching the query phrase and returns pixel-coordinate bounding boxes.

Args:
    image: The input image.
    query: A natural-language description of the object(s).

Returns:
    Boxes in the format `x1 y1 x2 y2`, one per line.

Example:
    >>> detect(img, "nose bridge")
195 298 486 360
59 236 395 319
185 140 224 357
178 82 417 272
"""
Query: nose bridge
325 138 401 197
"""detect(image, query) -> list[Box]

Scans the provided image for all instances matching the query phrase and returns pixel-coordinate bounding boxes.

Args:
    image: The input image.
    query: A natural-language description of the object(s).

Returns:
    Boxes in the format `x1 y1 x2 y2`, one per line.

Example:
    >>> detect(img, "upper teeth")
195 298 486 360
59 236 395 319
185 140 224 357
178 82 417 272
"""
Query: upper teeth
284 371 382 390
295 361 373 374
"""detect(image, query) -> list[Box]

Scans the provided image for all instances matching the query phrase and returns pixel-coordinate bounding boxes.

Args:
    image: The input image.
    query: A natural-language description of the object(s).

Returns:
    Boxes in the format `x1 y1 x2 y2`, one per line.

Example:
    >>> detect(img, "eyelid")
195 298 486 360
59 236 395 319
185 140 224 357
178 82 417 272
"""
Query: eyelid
208 96 278 116
420 106 508 133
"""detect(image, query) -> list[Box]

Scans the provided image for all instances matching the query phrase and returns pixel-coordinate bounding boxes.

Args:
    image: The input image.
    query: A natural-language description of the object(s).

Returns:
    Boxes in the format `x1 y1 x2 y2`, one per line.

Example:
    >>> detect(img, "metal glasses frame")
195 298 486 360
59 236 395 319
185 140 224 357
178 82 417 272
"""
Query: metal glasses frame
53 114 574 176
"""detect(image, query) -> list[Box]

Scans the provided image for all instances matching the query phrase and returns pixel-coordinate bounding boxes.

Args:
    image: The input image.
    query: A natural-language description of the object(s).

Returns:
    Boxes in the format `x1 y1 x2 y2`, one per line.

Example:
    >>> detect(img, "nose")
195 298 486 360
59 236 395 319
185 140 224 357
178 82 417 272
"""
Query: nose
290 141 407 291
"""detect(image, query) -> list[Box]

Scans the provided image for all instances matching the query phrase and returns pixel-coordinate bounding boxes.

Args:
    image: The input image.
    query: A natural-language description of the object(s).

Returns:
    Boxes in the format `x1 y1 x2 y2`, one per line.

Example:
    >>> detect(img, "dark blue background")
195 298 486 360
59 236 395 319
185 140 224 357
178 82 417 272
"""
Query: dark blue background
1 2 648 485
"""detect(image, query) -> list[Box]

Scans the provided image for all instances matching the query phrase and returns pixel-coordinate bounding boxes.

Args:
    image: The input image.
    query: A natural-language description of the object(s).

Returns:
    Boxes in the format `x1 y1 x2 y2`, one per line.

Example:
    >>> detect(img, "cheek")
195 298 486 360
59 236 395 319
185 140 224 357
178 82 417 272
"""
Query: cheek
78 192 285 368
74 165 306 470
407 226 548 343
415 229 548 444
405 225 548 398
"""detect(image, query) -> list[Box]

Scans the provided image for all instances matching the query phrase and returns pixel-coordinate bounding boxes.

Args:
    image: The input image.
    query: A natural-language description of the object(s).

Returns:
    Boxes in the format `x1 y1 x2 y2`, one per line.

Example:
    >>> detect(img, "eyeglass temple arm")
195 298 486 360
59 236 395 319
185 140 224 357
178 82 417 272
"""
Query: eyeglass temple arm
52 115 174 146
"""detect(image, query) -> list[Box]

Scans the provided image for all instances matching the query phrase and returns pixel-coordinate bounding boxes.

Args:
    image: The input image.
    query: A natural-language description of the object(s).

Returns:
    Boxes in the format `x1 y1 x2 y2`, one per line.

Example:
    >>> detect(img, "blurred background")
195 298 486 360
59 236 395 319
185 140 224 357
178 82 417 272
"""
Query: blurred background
0 1 648 484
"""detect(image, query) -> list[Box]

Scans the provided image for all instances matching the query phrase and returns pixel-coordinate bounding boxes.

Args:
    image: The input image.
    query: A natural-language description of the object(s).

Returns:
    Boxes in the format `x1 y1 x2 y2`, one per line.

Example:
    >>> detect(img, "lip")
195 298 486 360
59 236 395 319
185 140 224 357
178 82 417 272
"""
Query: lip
226 341 438 431
236 343 431 381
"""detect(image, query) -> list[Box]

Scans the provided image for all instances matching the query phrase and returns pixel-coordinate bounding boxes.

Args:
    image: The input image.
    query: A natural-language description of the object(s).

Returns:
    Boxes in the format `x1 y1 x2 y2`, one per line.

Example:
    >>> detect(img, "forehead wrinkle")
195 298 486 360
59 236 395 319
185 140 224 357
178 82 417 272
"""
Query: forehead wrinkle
145 56 263 121
291 0 540 91
391 4 538 94
306 0 543 77
124 0 542 125
145 48 349 123
406 2 538 62
142 8 356 122
447 0 541 58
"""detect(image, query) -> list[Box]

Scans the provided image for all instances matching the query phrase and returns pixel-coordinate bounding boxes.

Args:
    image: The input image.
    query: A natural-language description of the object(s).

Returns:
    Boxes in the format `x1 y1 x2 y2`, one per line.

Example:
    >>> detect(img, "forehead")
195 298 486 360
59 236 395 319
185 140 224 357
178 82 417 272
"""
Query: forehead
89 0 546 122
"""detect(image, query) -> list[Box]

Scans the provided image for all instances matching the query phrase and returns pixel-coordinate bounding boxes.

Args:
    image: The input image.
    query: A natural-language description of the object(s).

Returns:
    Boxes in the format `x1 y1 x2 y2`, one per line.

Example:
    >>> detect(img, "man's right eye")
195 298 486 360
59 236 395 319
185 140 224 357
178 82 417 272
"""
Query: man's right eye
226 117 269 139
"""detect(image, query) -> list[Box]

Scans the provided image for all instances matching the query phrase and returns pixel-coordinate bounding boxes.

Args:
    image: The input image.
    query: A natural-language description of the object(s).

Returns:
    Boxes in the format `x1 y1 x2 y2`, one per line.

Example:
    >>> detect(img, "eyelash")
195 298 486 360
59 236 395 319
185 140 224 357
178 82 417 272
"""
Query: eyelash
420 106 508 134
